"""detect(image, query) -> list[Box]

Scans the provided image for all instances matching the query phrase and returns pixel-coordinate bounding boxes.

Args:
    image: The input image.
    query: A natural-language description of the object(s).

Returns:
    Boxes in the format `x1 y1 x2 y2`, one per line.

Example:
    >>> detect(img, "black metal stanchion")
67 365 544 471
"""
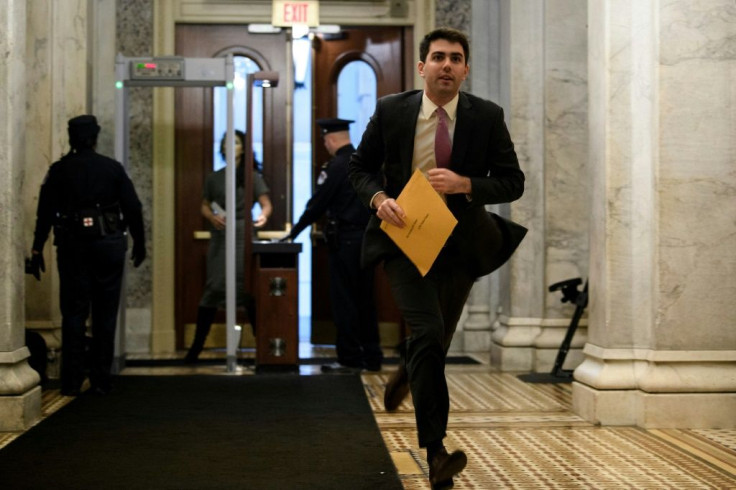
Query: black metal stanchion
518 277 588 384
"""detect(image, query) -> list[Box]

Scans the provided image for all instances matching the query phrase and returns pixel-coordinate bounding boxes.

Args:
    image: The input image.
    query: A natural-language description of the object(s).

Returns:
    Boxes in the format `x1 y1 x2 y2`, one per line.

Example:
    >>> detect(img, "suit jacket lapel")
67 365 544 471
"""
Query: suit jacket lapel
452 92 473 170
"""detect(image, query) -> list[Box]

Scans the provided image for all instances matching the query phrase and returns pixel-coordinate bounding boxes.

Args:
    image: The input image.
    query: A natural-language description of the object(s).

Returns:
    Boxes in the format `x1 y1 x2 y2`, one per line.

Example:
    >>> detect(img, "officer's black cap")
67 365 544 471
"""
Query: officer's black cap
68 115 101 145
68 115 100 132
316 118 353 135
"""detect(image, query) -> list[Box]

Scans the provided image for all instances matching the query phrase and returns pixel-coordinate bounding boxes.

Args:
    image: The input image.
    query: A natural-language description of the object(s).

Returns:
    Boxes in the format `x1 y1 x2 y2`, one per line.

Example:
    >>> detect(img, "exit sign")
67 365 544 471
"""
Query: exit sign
272 1 319 27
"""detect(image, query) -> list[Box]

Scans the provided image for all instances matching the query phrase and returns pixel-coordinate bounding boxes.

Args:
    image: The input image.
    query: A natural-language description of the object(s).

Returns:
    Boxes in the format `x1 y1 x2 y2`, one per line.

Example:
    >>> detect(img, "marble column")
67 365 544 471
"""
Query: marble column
490 1 546 370
0 0 42 431
533 0 589 372
575 0 736 428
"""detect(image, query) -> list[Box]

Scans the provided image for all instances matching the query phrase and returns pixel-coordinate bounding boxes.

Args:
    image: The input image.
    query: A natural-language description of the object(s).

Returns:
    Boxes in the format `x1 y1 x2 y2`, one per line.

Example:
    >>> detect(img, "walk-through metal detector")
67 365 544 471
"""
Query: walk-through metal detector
113 54 241 371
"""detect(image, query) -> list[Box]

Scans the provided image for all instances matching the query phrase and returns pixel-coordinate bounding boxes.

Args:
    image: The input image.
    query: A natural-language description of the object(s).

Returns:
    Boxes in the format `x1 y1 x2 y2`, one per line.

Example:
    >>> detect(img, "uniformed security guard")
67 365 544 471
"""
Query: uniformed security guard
27 115 146 396
282 118 383 372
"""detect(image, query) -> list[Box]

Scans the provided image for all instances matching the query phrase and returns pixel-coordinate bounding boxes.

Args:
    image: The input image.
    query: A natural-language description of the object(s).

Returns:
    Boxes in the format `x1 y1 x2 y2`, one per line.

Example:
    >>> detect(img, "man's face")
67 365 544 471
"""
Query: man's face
322 133 337 156
418 39 469 103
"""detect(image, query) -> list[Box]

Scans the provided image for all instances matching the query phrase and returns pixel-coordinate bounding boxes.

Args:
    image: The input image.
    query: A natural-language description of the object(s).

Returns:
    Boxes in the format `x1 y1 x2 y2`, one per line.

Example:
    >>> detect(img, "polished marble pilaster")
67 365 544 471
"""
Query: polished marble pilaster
491 1 545 371
534 0 589 372
576 0 736 428
0 0 42 431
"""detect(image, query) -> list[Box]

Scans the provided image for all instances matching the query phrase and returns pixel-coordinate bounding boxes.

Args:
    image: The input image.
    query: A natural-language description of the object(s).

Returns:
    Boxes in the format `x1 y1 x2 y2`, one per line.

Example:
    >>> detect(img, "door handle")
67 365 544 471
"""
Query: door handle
194 231 211 240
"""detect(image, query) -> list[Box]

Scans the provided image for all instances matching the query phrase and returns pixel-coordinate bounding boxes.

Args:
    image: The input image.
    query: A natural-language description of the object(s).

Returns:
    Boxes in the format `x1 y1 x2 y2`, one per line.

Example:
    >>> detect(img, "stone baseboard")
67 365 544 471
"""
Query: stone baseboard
0 386 42 432
573 382 736 428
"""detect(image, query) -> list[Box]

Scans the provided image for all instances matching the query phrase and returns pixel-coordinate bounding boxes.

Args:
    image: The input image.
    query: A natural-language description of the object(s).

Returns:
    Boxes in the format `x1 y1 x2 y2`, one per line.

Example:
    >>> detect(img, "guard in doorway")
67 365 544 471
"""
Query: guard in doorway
27 115 146 396
282 118 383 373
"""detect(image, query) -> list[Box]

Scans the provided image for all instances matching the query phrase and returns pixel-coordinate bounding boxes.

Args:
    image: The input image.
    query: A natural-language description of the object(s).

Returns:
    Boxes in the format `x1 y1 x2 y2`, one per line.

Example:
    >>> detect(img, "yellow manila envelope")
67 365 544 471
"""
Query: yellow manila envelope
380 169 458 276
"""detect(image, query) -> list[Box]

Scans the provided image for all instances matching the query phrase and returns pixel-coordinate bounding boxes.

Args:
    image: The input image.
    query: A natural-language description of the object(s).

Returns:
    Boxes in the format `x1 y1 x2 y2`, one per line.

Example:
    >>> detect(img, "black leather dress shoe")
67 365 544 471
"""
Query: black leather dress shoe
429 448 467 487
363 362 382 372
87 385 112 396
432 478 454 490
383 364 409 411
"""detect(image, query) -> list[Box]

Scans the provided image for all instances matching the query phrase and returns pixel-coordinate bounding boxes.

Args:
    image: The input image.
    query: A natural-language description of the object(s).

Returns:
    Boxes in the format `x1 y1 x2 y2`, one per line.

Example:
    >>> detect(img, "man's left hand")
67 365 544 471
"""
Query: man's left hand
427 168 471 195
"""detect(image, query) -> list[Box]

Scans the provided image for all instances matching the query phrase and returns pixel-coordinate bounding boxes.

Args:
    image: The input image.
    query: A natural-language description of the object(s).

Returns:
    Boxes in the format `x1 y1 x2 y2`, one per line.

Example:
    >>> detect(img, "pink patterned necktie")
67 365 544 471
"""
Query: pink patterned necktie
435 106 451 168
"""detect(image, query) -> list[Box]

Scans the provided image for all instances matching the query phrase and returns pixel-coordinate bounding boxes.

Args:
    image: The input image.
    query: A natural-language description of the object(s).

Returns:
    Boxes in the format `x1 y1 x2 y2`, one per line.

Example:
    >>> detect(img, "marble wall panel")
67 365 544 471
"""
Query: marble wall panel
24 0 90 326
656 0 736 349
117 0 154 309
436 0 472 93
586 0 735 351
508 1 545 318
587 1 659 349
543 0 588 318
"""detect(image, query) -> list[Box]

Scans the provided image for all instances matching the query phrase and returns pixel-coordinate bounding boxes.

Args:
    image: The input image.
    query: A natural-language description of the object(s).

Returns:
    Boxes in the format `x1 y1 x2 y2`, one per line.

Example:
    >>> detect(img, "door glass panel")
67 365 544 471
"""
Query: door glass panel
292 37 313 341
213 56 264 171
212 55 264 218
337 61 377 146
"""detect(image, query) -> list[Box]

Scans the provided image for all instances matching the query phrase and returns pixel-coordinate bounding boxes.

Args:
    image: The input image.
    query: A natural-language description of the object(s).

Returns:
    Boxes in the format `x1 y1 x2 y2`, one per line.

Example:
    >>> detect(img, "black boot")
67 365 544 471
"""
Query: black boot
245 294 257 336
184 306 217 363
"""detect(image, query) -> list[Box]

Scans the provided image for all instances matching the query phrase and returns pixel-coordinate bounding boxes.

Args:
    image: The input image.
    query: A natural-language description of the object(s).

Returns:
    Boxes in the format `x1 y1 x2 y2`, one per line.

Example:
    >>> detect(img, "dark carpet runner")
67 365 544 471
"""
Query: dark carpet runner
0 375 403 490
124 355 480 367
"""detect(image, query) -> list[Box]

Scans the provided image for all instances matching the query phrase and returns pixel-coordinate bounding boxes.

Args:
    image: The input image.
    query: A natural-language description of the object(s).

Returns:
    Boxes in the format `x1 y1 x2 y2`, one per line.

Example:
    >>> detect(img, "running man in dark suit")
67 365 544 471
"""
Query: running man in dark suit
349 27 525 489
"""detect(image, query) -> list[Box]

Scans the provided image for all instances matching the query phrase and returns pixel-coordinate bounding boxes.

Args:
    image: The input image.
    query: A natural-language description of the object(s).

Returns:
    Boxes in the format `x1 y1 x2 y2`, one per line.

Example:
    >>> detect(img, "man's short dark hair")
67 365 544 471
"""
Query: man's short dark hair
419 27 470 64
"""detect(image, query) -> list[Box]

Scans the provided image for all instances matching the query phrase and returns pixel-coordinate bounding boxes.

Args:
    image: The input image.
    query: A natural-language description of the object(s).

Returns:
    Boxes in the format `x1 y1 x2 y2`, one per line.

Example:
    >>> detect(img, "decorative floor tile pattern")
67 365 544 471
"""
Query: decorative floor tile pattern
692 429 736 453
649 429 736 475
365 370 736 489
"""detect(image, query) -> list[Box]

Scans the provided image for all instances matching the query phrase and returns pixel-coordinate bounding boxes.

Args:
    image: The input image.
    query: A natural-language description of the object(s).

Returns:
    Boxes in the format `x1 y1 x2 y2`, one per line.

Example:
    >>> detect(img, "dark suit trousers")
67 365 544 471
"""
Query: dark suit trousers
384 247 475 447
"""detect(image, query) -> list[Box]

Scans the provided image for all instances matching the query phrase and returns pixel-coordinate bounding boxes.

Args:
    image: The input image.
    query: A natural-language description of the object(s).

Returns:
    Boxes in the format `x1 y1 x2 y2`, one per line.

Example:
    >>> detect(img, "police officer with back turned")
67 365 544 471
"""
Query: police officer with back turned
282 118 383 373
27 115 146 396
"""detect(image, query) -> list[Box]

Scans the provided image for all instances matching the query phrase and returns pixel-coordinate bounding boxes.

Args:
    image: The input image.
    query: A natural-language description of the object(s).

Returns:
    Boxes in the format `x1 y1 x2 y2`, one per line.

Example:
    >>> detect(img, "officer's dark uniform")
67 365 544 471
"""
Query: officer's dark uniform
30 115 145 395
286 118 382 371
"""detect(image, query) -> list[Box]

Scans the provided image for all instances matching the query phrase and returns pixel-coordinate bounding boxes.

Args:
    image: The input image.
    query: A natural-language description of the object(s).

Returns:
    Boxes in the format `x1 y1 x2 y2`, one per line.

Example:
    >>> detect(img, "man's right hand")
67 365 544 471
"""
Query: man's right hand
376 196 406 228
26 251 45 281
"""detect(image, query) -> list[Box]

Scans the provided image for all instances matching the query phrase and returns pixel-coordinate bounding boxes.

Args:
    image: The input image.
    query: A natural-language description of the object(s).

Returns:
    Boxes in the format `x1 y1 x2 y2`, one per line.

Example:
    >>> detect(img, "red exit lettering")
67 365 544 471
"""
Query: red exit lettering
284 3 309 23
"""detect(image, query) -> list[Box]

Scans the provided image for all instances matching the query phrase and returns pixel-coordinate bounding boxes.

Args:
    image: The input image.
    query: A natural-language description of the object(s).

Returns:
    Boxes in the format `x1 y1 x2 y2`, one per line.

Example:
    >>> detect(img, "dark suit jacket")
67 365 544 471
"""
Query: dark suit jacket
348 90 525 278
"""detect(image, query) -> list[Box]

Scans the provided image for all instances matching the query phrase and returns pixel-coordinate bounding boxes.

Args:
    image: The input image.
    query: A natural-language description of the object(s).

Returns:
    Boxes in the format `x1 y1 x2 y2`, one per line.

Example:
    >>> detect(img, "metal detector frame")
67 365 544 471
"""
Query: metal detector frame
113 54 240 372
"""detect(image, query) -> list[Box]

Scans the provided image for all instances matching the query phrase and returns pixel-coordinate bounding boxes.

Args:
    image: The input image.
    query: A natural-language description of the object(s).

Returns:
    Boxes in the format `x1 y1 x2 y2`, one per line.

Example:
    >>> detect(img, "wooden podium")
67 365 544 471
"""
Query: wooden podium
251 241 302 372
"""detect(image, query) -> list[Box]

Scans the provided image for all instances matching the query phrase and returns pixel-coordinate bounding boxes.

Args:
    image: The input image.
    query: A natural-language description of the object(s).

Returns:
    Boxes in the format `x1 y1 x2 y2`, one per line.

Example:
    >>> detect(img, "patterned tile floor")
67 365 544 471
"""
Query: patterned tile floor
366 364 736 489
2 347 735 489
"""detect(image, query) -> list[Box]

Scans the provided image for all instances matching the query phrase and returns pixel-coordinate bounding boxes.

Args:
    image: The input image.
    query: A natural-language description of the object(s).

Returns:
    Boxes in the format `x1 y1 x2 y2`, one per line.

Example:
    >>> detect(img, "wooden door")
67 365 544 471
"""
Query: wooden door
310 26 413 345
174 24 288 349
